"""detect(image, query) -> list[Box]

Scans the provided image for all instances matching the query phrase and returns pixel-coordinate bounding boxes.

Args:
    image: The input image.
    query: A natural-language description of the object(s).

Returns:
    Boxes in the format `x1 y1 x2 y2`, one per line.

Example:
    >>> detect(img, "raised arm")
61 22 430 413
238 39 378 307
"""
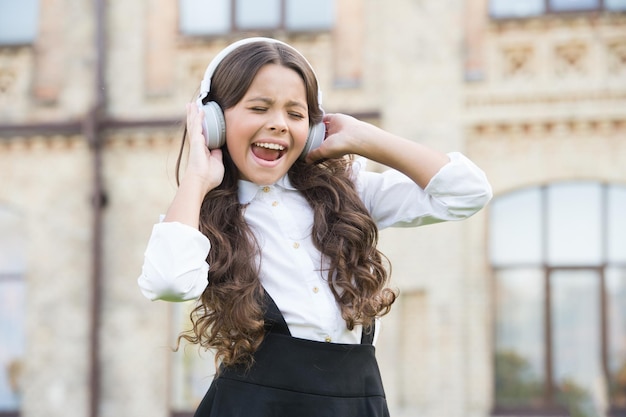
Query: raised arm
305 113 450 188
137 104 222 302
163 103 225 227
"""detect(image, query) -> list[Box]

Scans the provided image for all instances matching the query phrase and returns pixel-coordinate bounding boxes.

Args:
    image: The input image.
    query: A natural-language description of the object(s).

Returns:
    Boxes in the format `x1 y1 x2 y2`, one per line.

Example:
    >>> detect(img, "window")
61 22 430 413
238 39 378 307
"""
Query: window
489 0 626 18
607 0 626 10
178 0 334 36
490 182 626 416
550 0 600 11
0 207 26 416
490 0 546 18
0 0 39 45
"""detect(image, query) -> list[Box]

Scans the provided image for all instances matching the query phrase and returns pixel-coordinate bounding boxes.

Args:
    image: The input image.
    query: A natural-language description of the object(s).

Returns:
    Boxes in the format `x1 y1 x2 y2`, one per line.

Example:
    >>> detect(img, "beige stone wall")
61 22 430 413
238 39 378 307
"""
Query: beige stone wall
0 136 92 417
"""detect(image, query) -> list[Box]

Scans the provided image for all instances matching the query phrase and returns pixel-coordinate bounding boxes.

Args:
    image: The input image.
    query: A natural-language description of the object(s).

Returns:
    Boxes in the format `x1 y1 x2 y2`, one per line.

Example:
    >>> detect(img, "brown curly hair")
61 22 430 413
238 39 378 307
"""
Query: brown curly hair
176 40 397 368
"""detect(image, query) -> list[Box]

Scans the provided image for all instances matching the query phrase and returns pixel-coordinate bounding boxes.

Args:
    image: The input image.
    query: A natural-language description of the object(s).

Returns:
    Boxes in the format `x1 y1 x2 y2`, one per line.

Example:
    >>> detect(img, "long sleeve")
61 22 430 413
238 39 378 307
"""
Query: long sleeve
357 152 492 229
137 221 210 302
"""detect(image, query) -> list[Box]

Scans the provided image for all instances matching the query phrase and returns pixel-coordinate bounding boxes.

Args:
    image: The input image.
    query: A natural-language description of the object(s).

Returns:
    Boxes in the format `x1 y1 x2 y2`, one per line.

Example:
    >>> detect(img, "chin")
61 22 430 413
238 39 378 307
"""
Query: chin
243 167 287 186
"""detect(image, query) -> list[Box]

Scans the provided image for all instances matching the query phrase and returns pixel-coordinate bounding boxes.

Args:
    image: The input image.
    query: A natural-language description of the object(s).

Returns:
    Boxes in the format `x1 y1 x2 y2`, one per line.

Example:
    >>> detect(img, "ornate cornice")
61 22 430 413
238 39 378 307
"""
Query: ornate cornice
466 118 625 137
487 13 626 33
465 89 626 108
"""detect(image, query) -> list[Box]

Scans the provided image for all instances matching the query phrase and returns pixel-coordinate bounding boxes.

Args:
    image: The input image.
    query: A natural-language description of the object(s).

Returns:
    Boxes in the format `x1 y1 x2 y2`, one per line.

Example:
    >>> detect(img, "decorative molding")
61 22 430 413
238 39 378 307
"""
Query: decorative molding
0 134 85 152
0 66 16 94
554 41 588 75
0 48 23 96
493 37 624 81
482 13 626 84
488 14 626 34
466 118 625 138
0 129 178 152
104 130 176 148
501 44 535 78
465 89 626 107
607 39 626 75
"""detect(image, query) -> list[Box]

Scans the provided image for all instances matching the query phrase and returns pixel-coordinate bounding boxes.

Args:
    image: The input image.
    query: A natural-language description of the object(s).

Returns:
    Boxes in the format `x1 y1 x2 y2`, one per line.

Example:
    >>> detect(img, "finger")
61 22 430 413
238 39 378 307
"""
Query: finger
187 108 206 144
210 148 223 162
187 103 202 126
304 147 324 164
186 103 197 132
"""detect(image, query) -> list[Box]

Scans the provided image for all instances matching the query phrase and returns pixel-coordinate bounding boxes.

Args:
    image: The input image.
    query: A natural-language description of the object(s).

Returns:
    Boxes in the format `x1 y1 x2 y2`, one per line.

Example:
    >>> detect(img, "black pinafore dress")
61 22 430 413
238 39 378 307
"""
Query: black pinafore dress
193 292 390 417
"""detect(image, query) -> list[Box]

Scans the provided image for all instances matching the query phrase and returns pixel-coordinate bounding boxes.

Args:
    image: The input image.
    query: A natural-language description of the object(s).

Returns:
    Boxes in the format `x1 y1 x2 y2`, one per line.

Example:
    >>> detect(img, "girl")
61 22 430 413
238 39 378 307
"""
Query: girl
138 37 492 417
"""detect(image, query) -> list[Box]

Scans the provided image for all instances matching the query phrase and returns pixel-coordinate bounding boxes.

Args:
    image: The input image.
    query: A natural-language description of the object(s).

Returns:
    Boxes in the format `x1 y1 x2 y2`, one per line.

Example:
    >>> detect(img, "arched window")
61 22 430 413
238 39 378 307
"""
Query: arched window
0 206 26 417
490 182 626 416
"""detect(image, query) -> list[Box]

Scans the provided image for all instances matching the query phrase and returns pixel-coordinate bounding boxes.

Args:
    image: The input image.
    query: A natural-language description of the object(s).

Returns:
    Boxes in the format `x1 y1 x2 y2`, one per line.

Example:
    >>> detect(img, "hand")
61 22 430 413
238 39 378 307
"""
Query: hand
183 103 225 194
304 113 368 163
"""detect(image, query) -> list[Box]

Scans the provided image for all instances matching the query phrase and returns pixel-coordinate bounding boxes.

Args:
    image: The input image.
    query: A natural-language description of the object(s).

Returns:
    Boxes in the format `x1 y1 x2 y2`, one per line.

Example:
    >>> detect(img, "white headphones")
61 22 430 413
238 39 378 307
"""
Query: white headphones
196 37 326 159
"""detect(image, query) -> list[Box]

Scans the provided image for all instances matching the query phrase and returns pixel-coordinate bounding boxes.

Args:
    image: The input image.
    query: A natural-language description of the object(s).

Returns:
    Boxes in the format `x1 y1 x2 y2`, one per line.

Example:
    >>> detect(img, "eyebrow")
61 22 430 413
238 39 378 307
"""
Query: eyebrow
246 97 307 111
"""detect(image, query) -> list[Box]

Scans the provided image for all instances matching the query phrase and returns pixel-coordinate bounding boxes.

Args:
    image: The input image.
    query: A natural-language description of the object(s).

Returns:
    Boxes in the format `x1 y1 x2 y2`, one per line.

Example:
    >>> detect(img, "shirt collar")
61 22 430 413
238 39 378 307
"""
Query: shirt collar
237 175 296 204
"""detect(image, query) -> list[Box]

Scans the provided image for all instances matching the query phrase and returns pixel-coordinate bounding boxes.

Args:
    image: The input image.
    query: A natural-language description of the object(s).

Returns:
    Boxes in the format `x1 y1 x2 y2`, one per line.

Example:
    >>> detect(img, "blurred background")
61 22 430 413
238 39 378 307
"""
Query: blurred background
1 0 625 416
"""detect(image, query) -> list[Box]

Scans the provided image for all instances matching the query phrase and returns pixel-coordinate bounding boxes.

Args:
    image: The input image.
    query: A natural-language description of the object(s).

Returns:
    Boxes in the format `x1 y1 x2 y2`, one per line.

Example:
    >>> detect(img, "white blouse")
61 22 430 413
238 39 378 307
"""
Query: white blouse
138 152 492 344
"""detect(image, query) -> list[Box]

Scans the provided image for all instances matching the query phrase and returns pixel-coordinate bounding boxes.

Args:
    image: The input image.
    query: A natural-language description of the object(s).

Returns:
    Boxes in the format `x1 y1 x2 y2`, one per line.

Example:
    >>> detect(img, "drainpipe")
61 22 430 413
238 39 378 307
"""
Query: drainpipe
86 0 106 415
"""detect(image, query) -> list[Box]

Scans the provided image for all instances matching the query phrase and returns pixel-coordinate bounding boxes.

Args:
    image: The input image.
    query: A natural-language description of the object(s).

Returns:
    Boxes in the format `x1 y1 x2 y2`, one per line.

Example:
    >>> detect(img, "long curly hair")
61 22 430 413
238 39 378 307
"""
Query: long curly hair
176 40 397 368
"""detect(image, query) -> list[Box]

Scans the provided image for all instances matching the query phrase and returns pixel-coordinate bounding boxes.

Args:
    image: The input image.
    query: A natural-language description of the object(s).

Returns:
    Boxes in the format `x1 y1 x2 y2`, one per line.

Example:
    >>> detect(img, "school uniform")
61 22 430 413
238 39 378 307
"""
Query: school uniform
193 292 386 417
138 152 492 416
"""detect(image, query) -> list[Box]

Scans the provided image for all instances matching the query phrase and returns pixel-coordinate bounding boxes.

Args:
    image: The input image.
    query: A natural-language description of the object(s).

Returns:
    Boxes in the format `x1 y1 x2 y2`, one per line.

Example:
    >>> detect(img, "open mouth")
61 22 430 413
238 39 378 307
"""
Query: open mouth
251 142 286 162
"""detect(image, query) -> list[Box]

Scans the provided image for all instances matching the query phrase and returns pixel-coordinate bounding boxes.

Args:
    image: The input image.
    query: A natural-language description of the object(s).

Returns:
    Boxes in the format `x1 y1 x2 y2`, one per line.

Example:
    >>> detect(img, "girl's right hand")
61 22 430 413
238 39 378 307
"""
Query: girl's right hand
183 103 225 194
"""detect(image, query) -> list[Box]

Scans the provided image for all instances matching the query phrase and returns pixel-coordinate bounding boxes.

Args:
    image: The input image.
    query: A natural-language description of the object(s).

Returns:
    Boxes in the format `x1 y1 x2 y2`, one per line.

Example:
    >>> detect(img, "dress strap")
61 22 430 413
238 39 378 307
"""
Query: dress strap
263 289 376 345
360 321 376 345
263 290 292 336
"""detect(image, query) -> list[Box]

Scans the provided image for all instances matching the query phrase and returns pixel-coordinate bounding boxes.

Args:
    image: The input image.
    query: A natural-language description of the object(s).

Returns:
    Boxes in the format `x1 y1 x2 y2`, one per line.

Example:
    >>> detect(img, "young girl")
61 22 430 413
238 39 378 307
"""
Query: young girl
138 37 492 417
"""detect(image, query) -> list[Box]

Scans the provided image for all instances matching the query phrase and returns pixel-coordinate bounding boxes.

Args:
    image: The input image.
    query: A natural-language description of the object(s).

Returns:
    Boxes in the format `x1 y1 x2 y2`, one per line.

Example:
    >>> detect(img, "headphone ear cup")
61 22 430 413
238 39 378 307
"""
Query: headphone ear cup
196 99 226 149
299 121 326 160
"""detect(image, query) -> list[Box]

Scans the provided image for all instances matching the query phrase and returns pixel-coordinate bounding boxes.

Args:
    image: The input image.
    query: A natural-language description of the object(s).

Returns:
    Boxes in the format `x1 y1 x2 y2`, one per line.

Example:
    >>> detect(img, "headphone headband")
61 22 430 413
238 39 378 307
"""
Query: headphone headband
198 37 322 106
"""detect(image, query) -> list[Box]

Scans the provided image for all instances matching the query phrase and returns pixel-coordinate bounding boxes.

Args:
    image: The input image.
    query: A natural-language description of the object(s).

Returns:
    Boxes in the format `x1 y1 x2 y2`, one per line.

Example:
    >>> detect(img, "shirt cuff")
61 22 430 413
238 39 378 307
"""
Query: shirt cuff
138 221 210 302
424 152 493 218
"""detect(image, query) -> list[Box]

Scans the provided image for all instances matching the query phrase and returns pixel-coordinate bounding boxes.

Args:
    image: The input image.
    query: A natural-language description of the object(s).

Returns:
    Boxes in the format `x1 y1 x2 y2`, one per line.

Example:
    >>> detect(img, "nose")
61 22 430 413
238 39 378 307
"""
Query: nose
267 112 288 134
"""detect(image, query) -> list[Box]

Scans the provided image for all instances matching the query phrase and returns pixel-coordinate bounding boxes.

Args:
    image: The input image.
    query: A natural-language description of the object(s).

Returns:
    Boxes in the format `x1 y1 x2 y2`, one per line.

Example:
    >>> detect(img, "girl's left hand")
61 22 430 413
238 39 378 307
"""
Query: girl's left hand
304 113 368 163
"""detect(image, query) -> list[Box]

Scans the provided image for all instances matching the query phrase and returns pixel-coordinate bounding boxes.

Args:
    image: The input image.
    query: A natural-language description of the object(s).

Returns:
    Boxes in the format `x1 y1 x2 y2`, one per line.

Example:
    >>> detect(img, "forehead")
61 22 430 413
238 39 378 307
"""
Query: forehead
246 64 307 98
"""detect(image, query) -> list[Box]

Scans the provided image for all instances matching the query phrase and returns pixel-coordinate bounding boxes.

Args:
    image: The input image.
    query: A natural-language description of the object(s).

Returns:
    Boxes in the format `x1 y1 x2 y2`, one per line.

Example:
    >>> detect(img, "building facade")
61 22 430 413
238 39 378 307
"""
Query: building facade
0 1 625 417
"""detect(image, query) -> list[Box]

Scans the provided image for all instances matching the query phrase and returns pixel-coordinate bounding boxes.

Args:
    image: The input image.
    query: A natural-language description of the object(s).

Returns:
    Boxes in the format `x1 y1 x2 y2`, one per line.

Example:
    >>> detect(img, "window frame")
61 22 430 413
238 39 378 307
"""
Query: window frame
489 0 626 19
490 182 626 416
178 0 334 37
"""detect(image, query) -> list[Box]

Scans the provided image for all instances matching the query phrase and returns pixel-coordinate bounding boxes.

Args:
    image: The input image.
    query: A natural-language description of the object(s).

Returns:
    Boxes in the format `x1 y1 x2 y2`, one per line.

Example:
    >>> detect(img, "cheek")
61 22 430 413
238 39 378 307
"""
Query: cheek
295 124 311 145
224 126 249 161
225 134 247 160
223 113 248 152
